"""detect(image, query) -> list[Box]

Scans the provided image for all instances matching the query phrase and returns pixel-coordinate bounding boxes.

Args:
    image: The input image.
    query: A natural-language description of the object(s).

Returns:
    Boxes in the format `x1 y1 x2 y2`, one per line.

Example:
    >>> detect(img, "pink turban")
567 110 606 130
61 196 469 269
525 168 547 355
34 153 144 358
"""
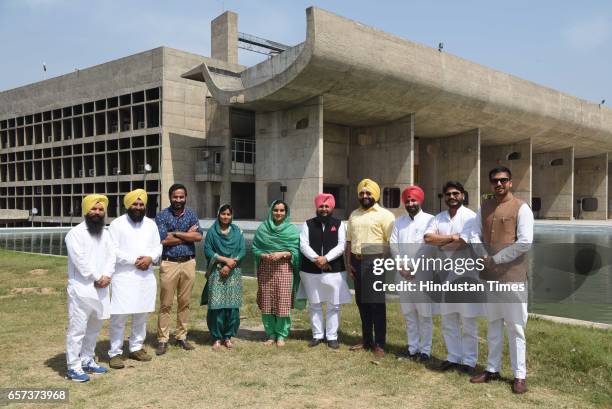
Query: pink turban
315 193 336 210
402 185 425 205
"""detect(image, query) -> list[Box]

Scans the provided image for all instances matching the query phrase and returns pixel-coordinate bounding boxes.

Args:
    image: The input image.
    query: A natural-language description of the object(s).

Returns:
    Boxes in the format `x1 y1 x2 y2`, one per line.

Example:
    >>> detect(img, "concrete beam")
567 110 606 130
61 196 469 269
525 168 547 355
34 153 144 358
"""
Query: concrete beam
348 115 414 217
211 11 238 65
481 139 532 205
533 147 574 220
574 153 608 220
254 96 323 222
418 129 480 214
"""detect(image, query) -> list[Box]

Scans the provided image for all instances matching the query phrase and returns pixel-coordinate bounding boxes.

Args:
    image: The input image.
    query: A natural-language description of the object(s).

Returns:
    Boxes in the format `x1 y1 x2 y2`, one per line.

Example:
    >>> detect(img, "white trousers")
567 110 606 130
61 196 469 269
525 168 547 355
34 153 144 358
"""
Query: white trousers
486 318 527 379
309 303 341 341
66 295 104 371
108 313 148 358
401 302 432 355
441 313 478 367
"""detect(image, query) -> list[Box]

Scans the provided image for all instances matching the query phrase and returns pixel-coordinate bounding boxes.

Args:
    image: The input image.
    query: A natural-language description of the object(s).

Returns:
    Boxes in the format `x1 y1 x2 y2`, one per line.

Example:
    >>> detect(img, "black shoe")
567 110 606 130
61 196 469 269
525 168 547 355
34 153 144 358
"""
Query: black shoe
308 338 324 347
400 348 418 359
439 360 458 371
156 342 167 356
327 340 340 349
459 364 476 375
417 353 431 362
176 339 195 351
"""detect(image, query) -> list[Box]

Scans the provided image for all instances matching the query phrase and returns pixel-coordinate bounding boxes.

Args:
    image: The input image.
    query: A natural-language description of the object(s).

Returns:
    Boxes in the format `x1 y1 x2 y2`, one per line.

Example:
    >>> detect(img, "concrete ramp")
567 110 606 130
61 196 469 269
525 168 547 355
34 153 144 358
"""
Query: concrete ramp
0 209 29 223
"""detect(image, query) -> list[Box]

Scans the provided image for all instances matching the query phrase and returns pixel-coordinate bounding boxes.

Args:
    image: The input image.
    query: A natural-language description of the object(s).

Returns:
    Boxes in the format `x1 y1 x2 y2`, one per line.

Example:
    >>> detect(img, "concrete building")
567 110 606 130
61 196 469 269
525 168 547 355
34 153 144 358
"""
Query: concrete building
1 7 612 226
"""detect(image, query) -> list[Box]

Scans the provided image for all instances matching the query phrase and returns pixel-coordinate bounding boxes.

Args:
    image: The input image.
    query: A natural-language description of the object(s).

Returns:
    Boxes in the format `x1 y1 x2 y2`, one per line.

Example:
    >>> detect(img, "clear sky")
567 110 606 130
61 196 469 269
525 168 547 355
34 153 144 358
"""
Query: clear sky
1 0 610 104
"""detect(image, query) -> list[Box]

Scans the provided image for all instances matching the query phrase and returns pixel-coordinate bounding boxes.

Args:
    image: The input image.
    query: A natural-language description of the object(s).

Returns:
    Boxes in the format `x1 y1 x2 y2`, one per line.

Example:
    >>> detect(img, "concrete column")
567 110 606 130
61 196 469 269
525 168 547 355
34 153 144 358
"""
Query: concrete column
480 139 532 205
348 115 414 217
418 129 480 214
532 147 574 220
609 162 612 219
211 11 238 64
574 153 608 220
255 96 323 222
323 122 350 219
204 99 232 213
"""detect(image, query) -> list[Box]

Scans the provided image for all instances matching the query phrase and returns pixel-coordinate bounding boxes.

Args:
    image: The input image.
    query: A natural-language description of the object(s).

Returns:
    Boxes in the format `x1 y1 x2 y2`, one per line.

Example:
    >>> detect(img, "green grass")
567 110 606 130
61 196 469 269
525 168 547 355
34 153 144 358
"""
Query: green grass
0 249 610 408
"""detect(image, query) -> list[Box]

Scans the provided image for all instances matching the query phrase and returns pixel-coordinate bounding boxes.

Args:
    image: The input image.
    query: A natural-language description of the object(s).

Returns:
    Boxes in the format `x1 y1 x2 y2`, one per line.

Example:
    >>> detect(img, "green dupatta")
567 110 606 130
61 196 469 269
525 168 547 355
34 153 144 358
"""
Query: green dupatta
252 200 304 309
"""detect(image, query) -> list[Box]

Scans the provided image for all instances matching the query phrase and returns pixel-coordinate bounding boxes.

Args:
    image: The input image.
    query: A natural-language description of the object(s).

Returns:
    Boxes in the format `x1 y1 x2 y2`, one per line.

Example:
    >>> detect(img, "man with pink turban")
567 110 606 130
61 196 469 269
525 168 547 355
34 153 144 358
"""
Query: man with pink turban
390 185 436 362
299 193 352 349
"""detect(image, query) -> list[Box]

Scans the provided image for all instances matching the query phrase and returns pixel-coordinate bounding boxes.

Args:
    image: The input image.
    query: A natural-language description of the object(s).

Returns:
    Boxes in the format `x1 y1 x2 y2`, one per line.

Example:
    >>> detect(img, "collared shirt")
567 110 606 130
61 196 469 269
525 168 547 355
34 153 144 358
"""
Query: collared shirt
346 203 395 254
389 210 434 258
426 205 476 237
155 207 202 258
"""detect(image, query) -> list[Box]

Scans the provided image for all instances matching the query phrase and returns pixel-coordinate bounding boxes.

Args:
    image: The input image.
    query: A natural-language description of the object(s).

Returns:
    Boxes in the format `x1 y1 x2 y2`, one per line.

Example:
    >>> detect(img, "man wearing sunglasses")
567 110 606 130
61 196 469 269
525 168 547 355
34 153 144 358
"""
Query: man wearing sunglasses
424 181 482 374
461 166 533 394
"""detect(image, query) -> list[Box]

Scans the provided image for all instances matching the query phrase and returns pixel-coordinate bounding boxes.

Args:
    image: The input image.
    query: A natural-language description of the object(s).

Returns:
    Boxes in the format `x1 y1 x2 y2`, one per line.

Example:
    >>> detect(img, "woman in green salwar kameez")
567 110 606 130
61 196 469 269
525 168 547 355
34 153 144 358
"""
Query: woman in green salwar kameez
201 204 246 349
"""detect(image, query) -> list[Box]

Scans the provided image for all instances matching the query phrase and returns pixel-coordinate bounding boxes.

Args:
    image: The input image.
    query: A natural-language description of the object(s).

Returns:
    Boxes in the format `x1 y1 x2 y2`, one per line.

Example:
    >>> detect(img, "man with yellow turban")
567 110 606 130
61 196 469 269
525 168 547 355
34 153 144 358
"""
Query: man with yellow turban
107 189 162 369
346 179 395 359
64 194 115 382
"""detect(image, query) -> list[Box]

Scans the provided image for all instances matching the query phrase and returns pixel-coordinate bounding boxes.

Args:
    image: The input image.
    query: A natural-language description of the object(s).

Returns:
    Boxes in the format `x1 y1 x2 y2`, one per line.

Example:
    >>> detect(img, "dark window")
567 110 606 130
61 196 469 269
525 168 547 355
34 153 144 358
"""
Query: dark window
507 152 521 160
383 187 401 208
296 118 309 129
550 158 564 166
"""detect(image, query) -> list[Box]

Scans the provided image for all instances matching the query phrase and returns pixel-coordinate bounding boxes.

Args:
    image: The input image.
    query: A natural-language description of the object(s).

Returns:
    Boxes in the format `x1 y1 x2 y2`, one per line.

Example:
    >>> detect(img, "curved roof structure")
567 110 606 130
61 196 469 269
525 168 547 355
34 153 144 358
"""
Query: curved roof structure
185 7 612 158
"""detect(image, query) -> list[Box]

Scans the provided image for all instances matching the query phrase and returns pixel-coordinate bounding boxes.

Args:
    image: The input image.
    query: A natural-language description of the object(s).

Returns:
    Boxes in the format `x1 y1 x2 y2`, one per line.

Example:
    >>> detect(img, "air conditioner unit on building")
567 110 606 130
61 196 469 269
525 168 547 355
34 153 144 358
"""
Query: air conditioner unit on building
88 169 95 177
47 136 53 143
137 164 145 173
122 123 130 131
35 187 42 194
113 167 120 175
78 170 84 177
137 121 145 129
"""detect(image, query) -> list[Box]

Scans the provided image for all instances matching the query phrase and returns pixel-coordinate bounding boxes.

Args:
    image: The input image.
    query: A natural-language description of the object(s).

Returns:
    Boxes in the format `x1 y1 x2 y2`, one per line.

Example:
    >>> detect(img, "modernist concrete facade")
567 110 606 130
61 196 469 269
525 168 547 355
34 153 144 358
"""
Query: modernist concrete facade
185 7 612 222
1 7 612 225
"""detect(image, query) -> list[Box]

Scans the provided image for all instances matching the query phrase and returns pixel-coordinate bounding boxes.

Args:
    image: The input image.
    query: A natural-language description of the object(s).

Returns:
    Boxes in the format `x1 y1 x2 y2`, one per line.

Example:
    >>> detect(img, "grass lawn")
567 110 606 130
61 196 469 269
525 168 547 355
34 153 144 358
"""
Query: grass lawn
0 249 610 408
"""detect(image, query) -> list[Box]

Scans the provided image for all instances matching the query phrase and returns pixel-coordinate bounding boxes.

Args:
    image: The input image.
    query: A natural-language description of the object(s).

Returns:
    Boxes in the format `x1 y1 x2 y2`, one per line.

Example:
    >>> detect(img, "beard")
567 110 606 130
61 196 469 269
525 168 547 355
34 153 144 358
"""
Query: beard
360 197 375 209
85 214 105 236
171 201 185 212
405 205 421 215
315 211 332 225
127 207 146 223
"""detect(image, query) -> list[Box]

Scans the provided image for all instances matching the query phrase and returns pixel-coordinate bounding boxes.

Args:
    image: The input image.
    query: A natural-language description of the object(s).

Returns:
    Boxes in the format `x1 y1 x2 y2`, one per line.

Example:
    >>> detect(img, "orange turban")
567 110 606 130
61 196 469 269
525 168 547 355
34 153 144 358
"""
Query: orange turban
401 185 425 205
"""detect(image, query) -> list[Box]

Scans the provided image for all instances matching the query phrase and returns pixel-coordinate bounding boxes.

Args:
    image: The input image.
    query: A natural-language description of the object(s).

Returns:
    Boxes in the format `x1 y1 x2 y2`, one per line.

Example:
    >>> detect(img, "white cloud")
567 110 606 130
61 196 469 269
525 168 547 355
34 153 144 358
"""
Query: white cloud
563 16 611 51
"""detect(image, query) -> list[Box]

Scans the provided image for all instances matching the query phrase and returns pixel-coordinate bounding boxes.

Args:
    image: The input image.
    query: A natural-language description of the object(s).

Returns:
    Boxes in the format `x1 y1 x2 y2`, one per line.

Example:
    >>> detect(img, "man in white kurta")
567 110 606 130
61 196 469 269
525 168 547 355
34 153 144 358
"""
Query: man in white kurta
65 194 115 382
462 166 533 394
108 189 162 368
424 181 481 372
298 193 352 349
390 186 435 361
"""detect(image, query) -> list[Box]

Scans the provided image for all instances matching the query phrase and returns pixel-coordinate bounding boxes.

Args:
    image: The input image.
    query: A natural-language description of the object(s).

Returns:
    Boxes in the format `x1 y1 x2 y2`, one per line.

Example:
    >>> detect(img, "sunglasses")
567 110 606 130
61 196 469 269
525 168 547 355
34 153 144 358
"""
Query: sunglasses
444 191 462 197
490 177 510 184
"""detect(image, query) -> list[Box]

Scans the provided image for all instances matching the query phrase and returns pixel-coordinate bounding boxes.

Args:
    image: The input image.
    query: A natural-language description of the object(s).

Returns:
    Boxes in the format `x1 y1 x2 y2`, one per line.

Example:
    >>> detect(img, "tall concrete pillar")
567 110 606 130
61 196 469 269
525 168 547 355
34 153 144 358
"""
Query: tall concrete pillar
609 162 612 219
480 139 532 205
323 122 350 219
574 153 608 220
211 11 238 64
254 96 323 222
418 129 480 214
204 98 232 217
532 147 574 220
348 115 414 217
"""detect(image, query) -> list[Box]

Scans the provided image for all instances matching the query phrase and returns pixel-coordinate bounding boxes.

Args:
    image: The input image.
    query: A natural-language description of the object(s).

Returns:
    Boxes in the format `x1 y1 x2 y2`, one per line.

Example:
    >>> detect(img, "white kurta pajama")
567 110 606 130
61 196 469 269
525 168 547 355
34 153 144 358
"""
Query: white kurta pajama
299 221 352 341
108 215 162 357
426 205 482 367
390 210 435 356
461 203 533 379
65 222 116 372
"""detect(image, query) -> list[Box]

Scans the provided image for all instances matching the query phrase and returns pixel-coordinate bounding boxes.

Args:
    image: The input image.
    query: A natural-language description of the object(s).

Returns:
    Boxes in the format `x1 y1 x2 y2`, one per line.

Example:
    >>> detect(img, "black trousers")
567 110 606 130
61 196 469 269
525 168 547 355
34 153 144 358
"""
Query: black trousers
352 255 386 347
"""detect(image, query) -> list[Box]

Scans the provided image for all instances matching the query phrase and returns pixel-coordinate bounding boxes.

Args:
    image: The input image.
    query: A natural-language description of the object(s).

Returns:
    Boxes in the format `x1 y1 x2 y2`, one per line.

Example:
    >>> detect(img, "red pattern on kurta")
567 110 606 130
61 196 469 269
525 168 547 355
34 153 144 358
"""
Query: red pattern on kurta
257 258 293 317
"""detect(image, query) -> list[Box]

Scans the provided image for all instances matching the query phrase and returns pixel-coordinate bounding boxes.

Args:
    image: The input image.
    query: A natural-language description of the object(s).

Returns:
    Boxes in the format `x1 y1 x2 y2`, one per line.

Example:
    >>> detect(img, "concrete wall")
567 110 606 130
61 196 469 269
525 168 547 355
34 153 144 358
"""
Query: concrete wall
255 96 323 222
323 122 349 219
211 11 238 65
161 48 210 216
533 147 574 220
574 153 608 220
609 163 612 219
418 129 480 214
348 115 414 217
481 139 532 205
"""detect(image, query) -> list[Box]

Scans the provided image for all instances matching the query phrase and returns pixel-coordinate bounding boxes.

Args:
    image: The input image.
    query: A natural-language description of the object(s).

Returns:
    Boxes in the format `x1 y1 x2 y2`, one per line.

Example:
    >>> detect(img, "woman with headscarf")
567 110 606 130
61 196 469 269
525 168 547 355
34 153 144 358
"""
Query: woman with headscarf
252 200 301 347
201 204 246 349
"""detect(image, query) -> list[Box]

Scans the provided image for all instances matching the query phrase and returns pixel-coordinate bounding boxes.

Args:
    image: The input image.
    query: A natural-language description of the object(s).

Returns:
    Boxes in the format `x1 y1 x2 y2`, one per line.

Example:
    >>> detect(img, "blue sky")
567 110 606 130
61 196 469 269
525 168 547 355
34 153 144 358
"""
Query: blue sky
1 0 610 104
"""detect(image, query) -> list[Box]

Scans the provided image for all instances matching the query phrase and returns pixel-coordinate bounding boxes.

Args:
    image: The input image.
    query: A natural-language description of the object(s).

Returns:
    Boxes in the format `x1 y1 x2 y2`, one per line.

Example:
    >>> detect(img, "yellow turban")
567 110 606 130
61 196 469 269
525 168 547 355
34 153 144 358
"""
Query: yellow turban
123 189 148 209
81 194 109 217
357 178 381 202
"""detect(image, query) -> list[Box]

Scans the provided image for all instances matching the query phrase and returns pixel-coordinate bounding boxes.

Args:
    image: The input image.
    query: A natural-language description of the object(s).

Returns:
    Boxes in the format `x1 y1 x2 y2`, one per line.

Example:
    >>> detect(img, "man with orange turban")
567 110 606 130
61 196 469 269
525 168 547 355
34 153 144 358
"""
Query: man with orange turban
107 189 162 369
299 193 352 349
390 185 435 362
346 179 395 359
64 194 115 382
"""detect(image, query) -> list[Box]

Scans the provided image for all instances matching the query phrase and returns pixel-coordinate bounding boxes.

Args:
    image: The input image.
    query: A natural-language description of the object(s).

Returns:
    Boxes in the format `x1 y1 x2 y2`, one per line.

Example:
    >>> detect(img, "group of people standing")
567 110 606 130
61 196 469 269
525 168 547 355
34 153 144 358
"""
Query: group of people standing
63 166 532 395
